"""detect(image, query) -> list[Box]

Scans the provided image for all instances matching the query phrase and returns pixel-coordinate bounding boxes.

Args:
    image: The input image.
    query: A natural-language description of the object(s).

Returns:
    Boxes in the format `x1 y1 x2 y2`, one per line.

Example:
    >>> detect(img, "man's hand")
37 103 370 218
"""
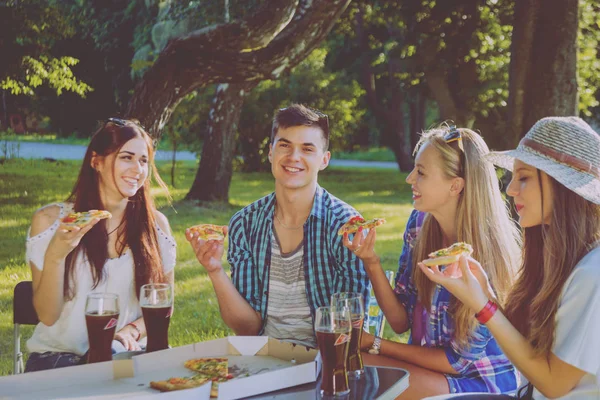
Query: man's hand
186 227 229 275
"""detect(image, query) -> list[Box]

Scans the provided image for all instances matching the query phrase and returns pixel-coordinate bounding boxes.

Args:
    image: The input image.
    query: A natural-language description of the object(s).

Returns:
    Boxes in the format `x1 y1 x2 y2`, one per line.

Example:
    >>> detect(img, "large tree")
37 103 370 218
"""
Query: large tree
507 0 579 144
126 0 352 202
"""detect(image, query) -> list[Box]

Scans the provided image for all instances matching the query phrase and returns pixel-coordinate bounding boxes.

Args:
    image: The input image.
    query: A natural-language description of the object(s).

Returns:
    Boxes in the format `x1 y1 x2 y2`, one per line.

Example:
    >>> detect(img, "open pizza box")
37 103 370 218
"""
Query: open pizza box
0 336 321 400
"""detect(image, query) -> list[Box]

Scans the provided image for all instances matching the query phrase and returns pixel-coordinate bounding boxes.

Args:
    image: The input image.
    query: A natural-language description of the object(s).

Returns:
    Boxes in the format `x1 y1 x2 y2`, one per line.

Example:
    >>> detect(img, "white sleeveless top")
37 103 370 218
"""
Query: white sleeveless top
25 203 177 356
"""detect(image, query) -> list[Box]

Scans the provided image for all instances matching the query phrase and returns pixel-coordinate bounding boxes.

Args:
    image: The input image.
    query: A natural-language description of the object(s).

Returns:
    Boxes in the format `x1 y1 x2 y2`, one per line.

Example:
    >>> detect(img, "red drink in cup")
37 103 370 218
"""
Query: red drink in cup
140 283 173 352
315 306 351 397
332 292 365 379
85 293 119 363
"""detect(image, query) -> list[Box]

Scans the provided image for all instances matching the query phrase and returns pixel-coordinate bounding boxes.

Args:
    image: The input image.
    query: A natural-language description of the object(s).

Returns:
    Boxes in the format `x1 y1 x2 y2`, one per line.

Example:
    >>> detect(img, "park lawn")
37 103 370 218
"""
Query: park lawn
0 159 414 376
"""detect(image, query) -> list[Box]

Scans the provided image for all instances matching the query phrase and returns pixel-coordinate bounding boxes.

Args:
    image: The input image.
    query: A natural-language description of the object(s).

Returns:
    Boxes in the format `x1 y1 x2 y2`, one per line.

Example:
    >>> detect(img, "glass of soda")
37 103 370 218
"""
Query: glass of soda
315 306 351 398
331 292 365 379
85 293 120 363
140 283 173 352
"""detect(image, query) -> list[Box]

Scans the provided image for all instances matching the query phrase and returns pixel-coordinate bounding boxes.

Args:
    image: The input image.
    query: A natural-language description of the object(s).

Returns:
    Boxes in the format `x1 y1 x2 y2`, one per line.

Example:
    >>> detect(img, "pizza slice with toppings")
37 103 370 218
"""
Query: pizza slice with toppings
149 375 211 392
188 224 227 241
338 216 386 235
422 242 473 266
61 210 112 227
184 357 230 380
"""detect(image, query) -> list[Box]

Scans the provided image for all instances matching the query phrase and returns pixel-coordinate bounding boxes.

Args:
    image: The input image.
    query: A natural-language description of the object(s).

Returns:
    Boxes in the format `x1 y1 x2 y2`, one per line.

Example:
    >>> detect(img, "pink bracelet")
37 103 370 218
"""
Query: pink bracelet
475 300 498 324
127 322 141 341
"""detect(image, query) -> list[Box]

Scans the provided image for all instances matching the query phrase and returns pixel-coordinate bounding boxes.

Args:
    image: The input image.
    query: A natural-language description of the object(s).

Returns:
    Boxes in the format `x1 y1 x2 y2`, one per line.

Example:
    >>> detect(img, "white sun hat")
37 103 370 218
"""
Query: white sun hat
486 116 600 205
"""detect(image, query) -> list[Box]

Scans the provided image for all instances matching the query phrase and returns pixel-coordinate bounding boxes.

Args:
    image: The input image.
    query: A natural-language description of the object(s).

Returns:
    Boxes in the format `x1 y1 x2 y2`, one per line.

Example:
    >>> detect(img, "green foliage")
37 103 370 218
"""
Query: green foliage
0 159 413 375
236 47 366 171
0 0 92 98
1 56 92 97
578 0 600 116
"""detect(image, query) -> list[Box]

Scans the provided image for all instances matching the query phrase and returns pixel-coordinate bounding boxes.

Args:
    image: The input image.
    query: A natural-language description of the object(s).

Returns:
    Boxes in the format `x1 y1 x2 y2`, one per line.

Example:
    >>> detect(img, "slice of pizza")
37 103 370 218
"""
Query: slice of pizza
149 375 210 392
422 242 473 266
338 216 386 235
188 224 227 241
184 357 229 380
61 210 112 227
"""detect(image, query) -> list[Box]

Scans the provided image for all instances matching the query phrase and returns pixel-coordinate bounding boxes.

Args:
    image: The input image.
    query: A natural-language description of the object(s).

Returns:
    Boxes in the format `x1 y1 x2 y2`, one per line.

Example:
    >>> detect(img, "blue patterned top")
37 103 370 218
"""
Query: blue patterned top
394 209 518 394
227 185 370 335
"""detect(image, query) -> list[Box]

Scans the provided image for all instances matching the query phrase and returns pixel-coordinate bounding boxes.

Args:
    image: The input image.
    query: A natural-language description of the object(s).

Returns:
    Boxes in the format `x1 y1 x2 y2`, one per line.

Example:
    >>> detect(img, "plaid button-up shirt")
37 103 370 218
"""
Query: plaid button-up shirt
227 185 369 334
395 209 518 394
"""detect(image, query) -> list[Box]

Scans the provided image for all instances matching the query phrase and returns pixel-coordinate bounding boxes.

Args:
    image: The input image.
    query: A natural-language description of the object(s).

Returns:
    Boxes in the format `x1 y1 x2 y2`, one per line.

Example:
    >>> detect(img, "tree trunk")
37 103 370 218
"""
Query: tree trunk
409 93 426 150
186 82 254 202
507 0 578 146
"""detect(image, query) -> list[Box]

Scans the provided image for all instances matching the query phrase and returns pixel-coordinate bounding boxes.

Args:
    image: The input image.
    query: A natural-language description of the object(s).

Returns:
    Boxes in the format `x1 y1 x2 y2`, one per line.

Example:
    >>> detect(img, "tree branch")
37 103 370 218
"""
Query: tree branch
125 0 351 136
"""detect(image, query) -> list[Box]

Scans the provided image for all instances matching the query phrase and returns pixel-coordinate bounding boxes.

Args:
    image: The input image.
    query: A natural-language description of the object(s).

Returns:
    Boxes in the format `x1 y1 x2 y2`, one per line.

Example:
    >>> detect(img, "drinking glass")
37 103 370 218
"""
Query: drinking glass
331 292 365 379
85 293 119 363
140 283 173 352
315 306 352 398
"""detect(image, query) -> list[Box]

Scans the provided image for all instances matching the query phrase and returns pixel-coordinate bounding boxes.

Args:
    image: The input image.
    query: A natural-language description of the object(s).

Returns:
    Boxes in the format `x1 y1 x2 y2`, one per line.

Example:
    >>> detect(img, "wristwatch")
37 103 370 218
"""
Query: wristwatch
368 336 382 355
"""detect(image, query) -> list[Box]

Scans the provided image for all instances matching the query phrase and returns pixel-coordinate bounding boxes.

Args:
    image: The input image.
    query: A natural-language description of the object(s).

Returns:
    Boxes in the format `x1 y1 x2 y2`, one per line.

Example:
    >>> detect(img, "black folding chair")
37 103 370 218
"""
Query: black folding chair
13 281 39 374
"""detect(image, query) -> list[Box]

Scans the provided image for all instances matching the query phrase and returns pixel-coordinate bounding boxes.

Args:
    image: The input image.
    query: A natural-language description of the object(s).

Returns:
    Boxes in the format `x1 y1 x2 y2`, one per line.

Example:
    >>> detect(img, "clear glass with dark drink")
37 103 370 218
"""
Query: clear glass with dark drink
332 292 365 379
315 306 352 398
140 283 173 353
85 293 120 364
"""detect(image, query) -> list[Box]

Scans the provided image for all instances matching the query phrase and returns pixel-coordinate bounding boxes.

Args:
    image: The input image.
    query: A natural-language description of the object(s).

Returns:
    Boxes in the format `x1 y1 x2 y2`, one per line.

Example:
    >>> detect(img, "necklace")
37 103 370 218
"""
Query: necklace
274 204 306 230
106 218 125 236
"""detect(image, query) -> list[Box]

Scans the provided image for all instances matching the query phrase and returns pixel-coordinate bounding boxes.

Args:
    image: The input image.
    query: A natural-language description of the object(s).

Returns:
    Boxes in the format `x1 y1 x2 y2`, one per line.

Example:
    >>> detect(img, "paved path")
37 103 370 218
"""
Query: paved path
2 141 399 169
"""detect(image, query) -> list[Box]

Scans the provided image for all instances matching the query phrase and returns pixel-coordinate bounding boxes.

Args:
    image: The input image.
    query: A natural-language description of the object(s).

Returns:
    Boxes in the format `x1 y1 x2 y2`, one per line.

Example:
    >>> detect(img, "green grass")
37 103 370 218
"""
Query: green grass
331 147 397 162
0 159 413 376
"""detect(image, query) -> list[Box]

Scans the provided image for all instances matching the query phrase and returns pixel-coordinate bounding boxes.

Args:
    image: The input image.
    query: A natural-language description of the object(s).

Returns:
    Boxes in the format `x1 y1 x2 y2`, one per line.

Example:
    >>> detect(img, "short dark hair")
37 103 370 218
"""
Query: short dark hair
271 104 330 150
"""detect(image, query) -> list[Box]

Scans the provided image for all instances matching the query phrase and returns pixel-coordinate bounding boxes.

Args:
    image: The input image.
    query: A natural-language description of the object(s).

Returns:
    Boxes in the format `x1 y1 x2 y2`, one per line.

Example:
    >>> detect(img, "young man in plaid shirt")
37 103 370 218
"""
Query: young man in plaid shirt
187 104 369 347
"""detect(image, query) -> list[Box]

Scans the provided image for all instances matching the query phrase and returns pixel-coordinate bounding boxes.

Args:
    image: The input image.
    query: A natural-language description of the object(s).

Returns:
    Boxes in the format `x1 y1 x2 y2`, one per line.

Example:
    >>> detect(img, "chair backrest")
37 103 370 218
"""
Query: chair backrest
13 281 39 325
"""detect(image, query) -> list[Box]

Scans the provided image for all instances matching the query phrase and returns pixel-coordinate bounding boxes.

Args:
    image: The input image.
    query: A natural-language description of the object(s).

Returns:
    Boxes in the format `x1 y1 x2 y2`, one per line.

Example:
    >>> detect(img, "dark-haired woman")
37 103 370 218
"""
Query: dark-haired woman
24 118 176 372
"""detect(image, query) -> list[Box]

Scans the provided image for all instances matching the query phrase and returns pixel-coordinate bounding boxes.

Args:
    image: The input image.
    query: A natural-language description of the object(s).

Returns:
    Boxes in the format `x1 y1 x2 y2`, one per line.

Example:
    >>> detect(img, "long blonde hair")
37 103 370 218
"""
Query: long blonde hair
412 127 521 347
504 175 600 357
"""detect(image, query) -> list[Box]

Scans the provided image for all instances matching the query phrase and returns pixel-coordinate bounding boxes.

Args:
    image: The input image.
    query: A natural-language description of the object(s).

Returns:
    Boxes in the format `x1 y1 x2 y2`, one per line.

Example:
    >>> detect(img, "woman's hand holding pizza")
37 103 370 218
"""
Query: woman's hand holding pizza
342 227 380 266
185 226 228 275
418 255 490 313
47 218 100 260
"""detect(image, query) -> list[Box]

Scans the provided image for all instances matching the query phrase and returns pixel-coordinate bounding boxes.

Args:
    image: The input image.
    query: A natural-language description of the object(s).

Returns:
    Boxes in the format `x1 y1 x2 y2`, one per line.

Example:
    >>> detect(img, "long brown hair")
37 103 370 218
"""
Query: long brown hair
64 120 170 300
411 127 521 347
504 174 600 357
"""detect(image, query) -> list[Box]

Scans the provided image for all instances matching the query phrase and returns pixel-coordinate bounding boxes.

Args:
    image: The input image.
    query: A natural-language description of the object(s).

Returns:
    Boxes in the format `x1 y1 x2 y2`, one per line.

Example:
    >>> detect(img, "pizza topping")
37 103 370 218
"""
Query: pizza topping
338 216 386 235
428 242 473 258
348 216 366 225
61 210 112 227
188 224 227 241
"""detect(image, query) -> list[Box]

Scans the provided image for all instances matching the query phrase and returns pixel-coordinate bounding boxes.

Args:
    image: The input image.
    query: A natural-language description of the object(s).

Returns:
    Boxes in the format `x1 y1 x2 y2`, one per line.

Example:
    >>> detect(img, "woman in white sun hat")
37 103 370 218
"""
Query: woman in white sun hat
419 116 600 400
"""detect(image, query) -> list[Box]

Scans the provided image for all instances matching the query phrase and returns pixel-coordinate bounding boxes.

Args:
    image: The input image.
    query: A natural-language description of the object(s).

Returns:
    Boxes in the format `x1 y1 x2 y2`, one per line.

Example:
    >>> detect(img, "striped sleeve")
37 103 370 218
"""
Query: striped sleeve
227 211 260 312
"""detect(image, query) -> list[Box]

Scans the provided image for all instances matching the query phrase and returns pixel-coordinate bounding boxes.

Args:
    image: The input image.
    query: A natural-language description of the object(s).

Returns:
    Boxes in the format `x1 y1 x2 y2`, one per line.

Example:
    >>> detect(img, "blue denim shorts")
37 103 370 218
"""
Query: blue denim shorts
24 351 85 372
24 340 132 372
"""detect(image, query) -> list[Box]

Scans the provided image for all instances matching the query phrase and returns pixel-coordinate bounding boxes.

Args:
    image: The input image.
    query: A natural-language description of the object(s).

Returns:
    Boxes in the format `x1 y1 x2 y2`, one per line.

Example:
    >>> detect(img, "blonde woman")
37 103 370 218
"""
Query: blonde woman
421 117 600 399
344 126 521 398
